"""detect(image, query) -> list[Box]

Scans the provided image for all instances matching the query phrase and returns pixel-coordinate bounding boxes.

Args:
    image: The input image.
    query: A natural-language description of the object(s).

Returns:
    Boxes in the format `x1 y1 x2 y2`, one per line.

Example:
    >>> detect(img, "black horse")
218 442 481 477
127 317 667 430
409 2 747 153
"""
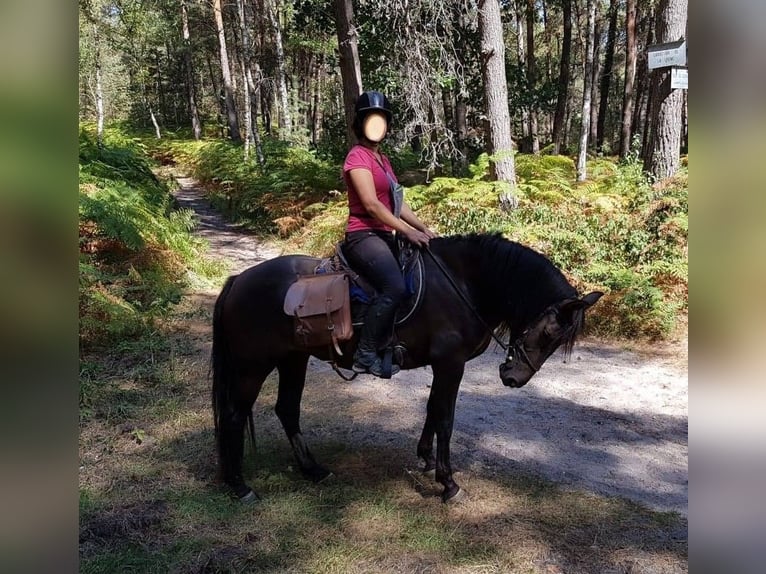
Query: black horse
212 233 602 503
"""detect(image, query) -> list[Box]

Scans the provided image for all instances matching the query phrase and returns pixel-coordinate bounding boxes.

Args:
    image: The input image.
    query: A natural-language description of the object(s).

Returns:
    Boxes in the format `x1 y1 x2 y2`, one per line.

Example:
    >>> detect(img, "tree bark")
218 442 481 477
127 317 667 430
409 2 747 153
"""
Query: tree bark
237 0 253 159
526 0 539 154
333 0 363 149
478 0 516 185
589 16 602 147
514 3 529 145
552 0 572 154
619 0 637 158
265 0 292 138
311 55 324 148
577 0 596 181
92 22 105 143
597 0 618 152
213 0 241 143
455 87 468 175
181 0 202 140
637 7 655 163
645 0 688 179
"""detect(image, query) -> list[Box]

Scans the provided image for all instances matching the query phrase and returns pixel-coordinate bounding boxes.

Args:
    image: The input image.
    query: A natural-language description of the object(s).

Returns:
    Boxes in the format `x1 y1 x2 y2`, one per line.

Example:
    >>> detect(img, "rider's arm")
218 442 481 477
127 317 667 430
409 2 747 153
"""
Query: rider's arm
348 168 432 246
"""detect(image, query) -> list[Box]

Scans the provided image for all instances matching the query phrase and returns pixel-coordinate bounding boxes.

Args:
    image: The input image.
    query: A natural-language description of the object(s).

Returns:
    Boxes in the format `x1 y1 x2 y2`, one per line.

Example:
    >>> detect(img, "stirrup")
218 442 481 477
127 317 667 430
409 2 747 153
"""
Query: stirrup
352 356 400 379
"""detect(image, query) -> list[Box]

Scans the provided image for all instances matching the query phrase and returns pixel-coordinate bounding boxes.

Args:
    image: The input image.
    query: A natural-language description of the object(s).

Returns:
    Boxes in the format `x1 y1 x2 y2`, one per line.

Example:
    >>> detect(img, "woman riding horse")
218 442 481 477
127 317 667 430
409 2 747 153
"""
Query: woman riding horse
342 90 436 378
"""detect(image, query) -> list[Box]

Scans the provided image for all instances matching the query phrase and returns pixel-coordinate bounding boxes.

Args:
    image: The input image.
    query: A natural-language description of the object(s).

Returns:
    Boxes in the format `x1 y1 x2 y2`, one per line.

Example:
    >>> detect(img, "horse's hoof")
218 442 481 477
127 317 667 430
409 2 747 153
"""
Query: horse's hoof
317 471 335 484
239 489 260 504
422 468 436 480
307 467 334 484
444 488 467 504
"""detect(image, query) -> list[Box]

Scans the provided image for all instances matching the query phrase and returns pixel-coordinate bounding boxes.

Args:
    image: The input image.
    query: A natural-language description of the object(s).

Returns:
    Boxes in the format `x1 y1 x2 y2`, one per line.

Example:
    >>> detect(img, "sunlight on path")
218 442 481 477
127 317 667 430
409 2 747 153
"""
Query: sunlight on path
173 175 282 275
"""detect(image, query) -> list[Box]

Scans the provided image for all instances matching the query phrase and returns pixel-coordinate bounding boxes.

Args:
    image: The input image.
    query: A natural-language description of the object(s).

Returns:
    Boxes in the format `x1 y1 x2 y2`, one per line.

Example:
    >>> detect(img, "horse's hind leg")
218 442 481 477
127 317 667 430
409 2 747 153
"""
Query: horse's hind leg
275 352 332 483
217 362 273 501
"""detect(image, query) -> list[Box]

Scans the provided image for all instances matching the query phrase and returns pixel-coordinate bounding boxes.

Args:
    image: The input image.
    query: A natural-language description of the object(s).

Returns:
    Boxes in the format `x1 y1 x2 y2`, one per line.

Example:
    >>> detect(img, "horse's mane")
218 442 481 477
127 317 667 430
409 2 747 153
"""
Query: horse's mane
431 233 582 357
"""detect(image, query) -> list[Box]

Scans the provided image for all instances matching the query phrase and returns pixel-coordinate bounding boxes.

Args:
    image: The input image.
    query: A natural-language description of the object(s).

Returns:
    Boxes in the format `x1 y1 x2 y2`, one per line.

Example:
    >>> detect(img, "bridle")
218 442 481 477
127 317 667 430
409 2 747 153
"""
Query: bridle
423 245 554 374
504 331 542 373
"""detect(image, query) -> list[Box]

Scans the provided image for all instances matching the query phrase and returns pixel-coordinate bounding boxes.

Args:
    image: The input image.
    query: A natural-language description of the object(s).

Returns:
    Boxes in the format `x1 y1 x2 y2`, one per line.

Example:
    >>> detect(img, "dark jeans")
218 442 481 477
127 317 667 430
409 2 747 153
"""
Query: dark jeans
344 230 406 305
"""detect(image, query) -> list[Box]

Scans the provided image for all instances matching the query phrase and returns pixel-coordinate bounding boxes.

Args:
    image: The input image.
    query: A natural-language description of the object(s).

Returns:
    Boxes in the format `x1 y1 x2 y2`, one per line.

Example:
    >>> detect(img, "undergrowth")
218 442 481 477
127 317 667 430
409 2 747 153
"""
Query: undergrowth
152 135 687 340
79 125 224 350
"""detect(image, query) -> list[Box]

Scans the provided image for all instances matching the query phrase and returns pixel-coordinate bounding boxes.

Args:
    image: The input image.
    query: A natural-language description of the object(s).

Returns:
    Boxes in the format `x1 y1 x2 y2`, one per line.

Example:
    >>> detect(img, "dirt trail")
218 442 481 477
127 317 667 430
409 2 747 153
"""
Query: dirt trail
175 175 688 516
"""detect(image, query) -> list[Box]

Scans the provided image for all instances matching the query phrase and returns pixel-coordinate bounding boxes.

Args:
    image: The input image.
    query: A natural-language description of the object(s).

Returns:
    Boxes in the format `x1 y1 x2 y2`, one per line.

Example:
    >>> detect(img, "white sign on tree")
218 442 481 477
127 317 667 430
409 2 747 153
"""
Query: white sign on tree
647 39 687 70
670 68 688 90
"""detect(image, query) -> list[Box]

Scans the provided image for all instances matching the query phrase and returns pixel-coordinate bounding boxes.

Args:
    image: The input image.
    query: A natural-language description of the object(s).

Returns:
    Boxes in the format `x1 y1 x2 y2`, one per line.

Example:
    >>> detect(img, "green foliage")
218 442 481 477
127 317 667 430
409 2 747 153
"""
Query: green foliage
79 125 220 349
153 134 687 341
158 137 341 234
426 155 686 340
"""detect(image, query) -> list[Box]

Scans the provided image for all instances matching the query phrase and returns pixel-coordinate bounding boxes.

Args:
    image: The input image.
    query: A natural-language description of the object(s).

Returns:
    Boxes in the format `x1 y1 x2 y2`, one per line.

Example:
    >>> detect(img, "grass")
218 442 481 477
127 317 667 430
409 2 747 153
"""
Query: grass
79 296 687 574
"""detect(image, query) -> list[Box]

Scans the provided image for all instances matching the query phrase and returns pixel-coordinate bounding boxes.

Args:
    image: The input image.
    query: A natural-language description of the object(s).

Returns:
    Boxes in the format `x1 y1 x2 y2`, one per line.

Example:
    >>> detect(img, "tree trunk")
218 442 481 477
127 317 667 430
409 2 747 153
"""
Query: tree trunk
589 17 602 148
552 0 572 154
577 0 596 181
478 0 516 185
245 63 265 164
266 0 292 138
92 22 105 143
149 105 162 139
311 56 324 148
597 0 618 152
213 0 241 143
333 0 363 149
181 0 202 140
526 0 539 154
619 0 637 158
237 0 252 159
514 3 529 145
455 89 468 175
637 7 654 163
645 0 688 179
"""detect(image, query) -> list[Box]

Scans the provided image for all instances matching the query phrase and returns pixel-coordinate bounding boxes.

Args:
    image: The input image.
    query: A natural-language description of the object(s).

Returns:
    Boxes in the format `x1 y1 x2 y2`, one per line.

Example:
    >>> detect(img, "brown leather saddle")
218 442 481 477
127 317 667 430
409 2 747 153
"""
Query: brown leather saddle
316 240 425 327
281 240 425 355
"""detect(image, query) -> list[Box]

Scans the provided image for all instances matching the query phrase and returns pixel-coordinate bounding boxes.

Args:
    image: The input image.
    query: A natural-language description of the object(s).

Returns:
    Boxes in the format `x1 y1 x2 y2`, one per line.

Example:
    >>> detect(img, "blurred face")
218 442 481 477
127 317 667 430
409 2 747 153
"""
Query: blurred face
363 112 388 142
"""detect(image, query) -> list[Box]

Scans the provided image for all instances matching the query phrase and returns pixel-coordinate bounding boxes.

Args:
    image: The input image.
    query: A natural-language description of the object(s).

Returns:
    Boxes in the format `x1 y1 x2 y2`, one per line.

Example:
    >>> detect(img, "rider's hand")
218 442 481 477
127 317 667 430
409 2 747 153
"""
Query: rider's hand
403 227 431 247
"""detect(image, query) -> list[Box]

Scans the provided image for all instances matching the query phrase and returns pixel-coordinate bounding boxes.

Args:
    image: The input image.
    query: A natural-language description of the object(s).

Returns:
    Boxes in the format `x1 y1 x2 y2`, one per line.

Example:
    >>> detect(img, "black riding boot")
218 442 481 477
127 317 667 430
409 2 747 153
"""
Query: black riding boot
352 295 401 378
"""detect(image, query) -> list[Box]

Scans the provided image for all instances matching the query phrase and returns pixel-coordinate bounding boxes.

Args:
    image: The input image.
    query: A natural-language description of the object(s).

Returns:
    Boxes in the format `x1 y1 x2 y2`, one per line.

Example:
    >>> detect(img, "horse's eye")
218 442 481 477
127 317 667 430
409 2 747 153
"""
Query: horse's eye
543 319 563 338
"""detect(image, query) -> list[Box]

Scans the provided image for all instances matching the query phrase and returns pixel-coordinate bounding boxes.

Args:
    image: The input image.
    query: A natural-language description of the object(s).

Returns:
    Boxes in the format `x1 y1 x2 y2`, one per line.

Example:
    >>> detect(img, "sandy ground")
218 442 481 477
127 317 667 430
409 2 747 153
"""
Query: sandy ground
174 176 688 516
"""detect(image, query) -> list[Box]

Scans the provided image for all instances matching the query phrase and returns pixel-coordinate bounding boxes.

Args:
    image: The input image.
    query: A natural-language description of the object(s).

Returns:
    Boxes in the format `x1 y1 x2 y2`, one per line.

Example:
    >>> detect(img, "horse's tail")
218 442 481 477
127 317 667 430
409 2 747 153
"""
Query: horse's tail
212 275 238 447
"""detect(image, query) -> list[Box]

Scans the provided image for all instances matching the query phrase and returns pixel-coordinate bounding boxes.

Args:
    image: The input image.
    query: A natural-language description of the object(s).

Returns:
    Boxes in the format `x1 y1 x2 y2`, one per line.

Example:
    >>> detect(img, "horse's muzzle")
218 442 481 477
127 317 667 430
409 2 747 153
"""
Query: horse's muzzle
499 360 530 388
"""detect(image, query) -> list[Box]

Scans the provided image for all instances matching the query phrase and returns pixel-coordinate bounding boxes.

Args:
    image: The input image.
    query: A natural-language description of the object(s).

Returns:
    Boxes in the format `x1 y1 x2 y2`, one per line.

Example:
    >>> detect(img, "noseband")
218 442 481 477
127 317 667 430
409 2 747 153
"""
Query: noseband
501 307 562 374
504 335 541 373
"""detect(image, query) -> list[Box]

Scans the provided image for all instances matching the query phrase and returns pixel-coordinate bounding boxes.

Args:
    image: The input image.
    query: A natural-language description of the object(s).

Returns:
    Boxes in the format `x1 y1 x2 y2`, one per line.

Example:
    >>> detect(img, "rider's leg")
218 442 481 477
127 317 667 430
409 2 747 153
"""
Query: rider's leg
344 231 406 377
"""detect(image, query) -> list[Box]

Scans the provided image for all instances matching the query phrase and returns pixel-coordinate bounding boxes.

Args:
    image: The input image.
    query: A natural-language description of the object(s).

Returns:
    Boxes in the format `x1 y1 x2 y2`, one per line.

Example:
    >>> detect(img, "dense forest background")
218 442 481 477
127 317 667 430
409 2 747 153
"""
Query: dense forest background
79 0 687 178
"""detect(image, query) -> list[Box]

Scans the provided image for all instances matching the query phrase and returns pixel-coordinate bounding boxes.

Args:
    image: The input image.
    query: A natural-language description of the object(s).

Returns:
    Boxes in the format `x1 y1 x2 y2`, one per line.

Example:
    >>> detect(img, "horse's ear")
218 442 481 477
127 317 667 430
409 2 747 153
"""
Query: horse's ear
581 291 603 308
558 291 603 314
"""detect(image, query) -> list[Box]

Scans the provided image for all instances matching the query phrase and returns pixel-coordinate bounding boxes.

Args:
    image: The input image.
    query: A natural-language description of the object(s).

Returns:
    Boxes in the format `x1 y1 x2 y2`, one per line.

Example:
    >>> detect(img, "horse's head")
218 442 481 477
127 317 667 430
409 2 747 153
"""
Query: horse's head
499 291 603 388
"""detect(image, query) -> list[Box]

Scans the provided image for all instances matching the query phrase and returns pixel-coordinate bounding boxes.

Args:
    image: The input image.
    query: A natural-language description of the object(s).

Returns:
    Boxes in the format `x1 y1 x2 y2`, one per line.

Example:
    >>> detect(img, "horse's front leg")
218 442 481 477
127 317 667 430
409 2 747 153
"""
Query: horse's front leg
428 359 467 503
275 353 333 483
417 423 436 478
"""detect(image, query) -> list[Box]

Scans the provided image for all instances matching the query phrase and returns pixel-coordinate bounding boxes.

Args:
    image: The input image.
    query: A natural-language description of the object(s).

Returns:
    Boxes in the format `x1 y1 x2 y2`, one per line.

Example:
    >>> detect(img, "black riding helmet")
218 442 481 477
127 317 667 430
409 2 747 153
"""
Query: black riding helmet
353 90 393 139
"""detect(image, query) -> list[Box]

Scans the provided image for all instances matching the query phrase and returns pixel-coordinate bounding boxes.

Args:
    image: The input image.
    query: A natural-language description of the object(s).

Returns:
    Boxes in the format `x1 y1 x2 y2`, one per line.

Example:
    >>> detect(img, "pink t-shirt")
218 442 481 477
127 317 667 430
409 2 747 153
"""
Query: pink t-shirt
343 145 398 233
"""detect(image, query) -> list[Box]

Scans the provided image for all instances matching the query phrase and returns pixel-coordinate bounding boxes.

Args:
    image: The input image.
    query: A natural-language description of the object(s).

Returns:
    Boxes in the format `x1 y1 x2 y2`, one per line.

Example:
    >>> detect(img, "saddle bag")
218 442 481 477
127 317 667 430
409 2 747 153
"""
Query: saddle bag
283 273 353 354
